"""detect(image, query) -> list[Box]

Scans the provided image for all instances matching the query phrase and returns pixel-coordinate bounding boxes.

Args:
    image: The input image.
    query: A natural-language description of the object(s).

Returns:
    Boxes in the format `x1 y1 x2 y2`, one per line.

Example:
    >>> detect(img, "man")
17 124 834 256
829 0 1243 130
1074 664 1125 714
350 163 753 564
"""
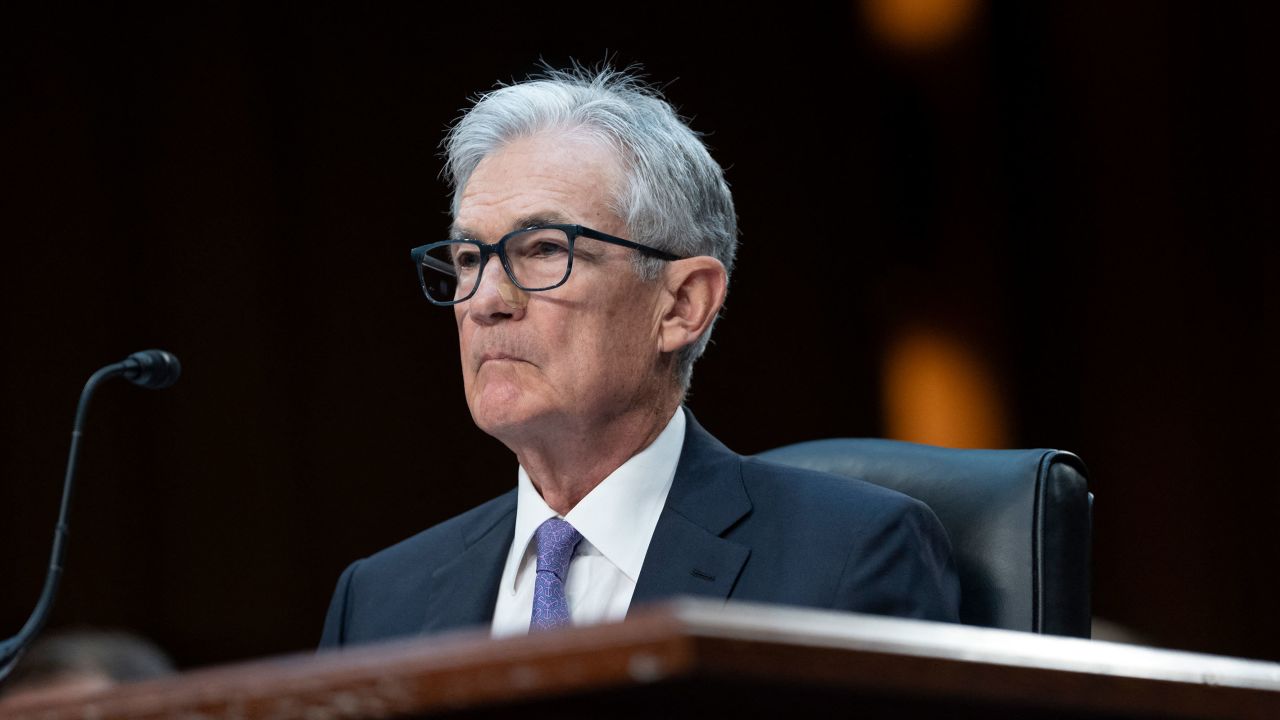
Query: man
320 66 959 648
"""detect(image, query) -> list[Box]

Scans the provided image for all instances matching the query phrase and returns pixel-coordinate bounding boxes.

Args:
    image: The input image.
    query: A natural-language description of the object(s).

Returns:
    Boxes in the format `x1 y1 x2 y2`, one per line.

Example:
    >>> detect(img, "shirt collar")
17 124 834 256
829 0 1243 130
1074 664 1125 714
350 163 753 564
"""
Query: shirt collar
504 408 686 591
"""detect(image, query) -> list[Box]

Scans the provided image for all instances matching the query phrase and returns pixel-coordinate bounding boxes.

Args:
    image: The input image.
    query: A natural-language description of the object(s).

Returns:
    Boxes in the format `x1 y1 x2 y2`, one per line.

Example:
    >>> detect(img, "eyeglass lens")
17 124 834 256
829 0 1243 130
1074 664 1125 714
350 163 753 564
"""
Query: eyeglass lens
420 227 573 303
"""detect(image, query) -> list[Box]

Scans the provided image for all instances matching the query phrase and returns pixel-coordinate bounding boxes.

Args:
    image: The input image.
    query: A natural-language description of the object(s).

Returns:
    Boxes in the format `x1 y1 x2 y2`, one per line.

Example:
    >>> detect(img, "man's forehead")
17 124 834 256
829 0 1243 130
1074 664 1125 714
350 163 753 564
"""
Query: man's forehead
450 132 626 239
449 213 573 241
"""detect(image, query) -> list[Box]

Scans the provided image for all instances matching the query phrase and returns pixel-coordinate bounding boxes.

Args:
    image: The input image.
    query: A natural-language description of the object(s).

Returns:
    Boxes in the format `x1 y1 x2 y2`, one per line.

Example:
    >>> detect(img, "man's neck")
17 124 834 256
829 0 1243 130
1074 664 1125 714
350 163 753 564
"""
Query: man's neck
509 400 680 515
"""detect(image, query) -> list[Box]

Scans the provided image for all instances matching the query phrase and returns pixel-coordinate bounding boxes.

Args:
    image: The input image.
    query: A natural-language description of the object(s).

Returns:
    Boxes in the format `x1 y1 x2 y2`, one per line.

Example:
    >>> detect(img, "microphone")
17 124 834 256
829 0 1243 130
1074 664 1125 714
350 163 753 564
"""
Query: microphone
122 349 182 390
0 350 181 683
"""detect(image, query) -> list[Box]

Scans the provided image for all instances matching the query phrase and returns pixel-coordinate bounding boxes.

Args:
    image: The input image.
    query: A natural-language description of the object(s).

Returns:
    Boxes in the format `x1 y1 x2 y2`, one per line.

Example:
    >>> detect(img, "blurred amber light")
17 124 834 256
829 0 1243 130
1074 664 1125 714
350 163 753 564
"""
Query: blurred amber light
860 0 980 51
882 327 1010 448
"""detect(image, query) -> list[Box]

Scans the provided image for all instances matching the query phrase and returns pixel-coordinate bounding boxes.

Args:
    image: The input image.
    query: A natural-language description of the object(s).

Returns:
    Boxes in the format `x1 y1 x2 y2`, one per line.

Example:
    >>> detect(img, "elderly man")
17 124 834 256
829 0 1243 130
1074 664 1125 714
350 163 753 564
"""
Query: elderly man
320 67 959 647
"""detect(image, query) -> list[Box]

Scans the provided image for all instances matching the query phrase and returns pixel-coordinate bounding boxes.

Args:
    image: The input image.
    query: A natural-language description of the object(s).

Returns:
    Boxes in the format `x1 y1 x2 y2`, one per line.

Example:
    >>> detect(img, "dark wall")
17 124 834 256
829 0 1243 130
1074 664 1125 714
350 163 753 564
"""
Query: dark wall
1 2 1274 668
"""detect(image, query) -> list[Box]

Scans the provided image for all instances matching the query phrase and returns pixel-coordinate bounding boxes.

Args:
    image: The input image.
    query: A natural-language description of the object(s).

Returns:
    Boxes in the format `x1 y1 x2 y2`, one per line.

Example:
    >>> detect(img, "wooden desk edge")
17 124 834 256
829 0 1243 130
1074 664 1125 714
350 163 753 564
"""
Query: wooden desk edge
3 600 1278 719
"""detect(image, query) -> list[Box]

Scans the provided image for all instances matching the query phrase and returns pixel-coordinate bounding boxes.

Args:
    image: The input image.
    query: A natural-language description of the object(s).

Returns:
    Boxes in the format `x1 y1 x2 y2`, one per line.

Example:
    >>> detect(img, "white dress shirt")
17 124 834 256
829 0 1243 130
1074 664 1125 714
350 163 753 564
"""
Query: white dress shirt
490 409 685 637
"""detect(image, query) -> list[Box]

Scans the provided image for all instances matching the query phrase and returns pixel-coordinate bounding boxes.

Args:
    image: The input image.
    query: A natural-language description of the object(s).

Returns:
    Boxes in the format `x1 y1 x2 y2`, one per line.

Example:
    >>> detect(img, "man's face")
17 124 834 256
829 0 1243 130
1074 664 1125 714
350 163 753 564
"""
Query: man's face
452 133 666 444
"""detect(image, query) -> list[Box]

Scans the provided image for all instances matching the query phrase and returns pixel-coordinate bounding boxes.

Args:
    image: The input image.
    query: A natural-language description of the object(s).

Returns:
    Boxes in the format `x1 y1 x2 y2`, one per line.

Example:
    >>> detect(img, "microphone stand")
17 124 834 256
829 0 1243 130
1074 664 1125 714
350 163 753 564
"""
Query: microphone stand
0 351 179 684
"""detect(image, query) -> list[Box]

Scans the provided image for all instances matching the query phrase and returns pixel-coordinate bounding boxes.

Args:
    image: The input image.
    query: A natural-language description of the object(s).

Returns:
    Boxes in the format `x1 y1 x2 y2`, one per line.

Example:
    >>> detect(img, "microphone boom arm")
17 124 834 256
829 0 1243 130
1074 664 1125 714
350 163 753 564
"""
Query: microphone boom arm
0 350 179 682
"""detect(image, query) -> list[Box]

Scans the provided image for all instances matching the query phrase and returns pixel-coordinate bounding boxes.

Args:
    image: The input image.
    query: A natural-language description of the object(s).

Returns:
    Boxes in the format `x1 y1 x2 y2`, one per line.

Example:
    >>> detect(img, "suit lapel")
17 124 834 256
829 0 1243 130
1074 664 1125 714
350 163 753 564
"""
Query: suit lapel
421 410 751 628
630 409 752 610
420 491 516 634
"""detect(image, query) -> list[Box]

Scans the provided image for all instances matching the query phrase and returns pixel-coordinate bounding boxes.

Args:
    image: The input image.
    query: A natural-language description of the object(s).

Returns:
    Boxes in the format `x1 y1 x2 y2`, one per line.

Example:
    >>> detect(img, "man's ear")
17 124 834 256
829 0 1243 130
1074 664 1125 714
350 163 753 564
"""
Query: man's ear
658 257 728 354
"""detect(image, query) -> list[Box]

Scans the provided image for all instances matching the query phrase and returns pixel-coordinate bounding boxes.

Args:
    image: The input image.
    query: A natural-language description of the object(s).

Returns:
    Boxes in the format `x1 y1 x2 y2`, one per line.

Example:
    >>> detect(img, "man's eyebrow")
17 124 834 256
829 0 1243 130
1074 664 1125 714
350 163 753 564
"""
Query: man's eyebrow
513 213 570 230
449 213 572 241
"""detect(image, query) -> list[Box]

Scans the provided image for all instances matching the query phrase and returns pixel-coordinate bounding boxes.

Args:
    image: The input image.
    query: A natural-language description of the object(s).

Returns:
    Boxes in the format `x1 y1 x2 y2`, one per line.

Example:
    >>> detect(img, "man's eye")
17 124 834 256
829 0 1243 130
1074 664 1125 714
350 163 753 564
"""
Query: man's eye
454 250 481 270
530 241 568 258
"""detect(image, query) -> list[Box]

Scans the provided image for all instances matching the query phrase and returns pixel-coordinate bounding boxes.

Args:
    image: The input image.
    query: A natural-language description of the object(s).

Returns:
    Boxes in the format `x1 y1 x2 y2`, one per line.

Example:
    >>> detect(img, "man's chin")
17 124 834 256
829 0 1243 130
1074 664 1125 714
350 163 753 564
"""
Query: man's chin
467 391 540 441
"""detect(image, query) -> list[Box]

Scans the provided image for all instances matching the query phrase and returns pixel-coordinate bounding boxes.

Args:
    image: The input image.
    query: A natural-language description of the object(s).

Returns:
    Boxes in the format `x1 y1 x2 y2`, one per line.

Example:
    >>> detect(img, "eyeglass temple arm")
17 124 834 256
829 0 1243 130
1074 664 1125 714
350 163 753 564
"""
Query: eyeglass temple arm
576 227 686 261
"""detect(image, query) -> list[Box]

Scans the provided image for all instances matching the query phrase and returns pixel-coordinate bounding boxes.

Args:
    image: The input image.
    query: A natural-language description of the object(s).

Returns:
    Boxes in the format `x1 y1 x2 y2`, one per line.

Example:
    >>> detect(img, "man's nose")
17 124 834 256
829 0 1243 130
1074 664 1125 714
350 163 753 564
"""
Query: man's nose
465 256 528 323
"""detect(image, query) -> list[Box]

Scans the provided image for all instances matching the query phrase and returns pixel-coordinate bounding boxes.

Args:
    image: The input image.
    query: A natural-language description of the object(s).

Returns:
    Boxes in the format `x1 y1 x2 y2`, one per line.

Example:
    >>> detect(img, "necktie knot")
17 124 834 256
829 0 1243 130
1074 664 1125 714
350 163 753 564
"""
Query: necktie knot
534 517 581 580
531 517 581 630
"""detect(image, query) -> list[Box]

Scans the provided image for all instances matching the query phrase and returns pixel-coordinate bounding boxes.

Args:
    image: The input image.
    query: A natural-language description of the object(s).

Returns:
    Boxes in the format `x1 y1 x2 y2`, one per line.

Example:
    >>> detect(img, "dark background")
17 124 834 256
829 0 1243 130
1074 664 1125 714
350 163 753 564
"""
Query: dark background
1 1 1275 669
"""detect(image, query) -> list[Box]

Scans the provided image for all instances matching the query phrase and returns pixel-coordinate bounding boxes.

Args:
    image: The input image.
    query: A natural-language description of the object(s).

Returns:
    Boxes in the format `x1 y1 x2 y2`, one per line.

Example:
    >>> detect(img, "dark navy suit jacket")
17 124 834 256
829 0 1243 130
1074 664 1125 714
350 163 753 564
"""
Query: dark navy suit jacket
319 410 960 648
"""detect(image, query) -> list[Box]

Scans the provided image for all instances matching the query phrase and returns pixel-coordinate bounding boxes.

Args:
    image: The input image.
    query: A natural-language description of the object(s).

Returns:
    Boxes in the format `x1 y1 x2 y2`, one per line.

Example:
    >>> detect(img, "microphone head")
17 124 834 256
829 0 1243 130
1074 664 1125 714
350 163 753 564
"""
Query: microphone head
122 349 182 389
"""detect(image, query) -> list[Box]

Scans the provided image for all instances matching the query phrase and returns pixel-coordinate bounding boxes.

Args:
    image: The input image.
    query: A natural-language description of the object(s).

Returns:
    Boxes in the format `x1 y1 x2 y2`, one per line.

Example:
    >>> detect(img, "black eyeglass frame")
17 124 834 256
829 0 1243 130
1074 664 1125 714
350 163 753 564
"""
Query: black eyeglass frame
410 224 686 306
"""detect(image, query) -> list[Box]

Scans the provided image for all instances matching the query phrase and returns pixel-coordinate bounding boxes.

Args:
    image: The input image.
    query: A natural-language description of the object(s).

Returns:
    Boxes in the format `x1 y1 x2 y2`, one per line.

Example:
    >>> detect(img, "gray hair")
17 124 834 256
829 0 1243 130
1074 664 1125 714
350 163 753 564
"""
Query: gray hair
442 64 738 392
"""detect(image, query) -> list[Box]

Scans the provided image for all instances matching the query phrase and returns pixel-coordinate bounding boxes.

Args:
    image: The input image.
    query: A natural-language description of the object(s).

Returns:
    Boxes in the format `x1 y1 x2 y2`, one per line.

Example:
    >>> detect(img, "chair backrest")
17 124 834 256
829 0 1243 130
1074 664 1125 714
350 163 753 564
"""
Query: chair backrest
756 439 1092 637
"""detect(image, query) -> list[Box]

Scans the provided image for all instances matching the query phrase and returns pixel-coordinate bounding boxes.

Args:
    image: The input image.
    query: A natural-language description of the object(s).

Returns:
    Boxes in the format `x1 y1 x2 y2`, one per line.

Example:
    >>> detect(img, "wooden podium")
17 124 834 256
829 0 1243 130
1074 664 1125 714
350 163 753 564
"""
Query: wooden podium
3 600 1278 719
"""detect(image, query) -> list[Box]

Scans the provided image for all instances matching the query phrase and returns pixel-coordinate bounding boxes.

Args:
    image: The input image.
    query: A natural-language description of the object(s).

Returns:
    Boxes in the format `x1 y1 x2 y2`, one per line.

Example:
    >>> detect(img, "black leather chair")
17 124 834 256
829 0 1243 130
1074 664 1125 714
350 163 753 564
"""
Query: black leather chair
757 439 1092 637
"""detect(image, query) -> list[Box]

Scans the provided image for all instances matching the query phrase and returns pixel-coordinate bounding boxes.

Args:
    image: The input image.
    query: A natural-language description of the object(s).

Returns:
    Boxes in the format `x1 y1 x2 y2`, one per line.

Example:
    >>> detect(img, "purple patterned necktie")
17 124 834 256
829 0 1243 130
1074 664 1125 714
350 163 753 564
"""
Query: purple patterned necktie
530 517 582 631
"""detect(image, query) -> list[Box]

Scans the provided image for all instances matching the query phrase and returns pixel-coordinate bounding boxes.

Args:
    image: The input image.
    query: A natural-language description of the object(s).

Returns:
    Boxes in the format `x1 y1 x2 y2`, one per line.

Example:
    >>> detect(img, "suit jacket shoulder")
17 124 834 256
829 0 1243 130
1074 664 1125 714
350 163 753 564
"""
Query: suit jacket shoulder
630 410 960 622
734 455 960 620
319 490 516 648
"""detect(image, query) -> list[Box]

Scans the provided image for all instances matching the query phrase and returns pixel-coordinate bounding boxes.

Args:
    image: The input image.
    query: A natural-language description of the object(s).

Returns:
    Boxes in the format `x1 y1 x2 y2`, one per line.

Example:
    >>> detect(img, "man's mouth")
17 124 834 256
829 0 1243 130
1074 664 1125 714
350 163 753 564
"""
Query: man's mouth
478 352 526 367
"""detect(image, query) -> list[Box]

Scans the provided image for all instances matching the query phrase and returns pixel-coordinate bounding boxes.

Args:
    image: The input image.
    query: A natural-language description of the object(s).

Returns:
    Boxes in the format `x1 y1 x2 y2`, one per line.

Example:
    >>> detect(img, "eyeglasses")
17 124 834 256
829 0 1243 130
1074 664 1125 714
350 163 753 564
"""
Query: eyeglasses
410 224 685 306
